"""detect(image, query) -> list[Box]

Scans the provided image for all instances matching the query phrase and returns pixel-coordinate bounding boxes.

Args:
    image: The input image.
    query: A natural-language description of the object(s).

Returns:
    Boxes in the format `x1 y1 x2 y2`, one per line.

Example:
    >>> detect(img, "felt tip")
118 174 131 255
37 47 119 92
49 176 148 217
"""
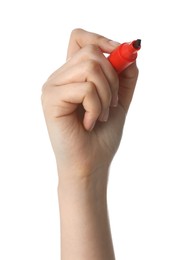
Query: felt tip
133 39 141 49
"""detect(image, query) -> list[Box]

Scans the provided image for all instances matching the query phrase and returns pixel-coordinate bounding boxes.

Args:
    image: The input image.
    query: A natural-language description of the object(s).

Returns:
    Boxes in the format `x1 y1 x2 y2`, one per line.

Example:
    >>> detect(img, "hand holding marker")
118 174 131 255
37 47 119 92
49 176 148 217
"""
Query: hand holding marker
108 39 141 73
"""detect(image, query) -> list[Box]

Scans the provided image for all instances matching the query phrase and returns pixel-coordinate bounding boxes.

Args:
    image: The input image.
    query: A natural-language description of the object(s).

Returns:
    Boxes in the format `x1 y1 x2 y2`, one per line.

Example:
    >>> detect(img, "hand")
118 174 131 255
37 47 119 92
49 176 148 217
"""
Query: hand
41 28 139 178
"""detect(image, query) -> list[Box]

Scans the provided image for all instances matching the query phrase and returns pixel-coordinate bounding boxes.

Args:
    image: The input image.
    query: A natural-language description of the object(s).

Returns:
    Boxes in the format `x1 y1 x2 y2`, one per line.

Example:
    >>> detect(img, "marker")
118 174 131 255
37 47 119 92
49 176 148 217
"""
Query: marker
108 39 141 73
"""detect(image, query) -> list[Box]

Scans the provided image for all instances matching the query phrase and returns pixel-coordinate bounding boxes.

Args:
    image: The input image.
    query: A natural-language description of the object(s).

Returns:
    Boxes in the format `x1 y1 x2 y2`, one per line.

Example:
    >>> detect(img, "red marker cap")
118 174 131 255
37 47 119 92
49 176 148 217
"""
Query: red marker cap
108 39 141 73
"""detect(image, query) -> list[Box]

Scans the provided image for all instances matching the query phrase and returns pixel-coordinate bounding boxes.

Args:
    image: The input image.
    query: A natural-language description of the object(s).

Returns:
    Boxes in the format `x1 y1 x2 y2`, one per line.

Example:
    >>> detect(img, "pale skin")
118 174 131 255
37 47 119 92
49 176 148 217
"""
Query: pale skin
41 28 139 260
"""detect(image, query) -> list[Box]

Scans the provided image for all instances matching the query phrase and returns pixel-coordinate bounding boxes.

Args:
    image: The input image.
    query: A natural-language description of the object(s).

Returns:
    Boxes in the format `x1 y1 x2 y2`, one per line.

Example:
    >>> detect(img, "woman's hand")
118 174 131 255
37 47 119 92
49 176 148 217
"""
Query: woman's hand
41 28 139 178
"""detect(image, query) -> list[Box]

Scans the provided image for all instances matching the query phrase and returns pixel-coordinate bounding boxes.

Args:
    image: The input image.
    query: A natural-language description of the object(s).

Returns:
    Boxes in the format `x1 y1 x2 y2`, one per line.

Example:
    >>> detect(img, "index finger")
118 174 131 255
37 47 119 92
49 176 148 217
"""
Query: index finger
66 28 120 59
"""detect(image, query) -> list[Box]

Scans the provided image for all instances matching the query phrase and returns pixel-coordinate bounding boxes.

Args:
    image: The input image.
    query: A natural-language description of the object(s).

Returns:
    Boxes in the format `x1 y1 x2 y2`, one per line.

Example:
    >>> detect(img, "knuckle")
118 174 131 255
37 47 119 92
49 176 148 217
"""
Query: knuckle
41 82 51 99
41 83 52 106
70 28 83 38
41 82 47 93
41 84 47 105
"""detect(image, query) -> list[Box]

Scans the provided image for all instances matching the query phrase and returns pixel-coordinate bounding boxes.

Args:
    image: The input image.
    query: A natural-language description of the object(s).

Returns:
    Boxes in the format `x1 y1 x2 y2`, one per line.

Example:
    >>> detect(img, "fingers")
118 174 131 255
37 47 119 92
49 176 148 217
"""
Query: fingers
42 28 139 132
67 60 112 121
47 62 112 123
67 28 120 59
67 44 119 108
42 82 102 131
46 44 119 123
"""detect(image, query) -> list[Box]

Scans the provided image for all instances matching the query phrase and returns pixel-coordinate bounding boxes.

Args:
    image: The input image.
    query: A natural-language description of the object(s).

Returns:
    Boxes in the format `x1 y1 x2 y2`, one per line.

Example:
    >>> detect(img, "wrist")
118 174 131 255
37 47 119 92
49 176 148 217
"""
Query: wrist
57 165 110 201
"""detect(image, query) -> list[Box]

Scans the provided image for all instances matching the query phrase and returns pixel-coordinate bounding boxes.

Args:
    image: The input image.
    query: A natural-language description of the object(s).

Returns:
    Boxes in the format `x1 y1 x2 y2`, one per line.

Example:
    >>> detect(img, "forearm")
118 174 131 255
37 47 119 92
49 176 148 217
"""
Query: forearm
57 168 115 260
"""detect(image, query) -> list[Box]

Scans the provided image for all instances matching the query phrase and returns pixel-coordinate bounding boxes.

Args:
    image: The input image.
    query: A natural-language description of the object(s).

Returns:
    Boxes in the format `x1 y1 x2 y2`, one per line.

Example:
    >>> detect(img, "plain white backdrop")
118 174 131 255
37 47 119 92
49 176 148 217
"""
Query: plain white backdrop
0 0 184 259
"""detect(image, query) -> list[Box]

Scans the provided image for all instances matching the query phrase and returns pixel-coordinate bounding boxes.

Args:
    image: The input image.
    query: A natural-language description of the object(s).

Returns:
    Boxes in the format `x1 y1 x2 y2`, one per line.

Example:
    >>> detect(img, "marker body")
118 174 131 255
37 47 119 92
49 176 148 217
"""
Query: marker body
108 40 141 73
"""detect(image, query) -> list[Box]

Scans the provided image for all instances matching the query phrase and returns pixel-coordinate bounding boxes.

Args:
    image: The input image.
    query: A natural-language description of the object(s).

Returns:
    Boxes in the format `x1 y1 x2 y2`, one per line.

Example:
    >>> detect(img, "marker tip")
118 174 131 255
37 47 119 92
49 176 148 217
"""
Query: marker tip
133 39 141 49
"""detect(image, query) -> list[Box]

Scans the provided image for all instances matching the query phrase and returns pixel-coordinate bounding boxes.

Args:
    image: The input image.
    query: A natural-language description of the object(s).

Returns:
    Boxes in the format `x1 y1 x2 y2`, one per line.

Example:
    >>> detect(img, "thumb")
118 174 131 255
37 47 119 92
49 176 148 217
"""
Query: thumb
118 62 139 113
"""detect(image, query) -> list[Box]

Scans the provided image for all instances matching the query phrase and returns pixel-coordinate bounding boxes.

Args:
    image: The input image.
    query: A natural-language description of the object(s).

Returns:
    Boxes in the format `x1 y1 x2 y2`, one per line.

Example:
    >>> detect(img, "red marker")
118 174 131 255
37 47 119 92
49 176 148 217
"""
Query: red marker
108 39 141 73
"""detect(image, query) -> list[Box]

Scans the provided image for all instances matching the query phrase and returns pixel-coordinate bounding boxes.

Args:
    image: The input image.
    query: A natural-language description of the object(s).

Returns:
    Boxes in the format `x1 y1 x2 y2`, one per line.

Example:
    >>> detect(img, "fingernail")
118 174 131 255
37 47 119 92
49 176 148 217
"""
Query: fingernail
89 121 96 131
102 109 109 122
109 40 120 47
111 95 118 107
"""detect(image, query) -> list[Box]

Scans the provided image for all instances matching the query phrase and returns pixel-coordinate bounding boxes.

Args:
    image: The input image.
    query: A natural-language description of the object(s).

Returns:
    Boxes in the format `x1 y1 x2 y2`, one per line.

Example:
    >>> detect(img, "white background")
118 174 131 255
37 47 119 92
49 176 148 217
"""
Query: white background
0 0 185 259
